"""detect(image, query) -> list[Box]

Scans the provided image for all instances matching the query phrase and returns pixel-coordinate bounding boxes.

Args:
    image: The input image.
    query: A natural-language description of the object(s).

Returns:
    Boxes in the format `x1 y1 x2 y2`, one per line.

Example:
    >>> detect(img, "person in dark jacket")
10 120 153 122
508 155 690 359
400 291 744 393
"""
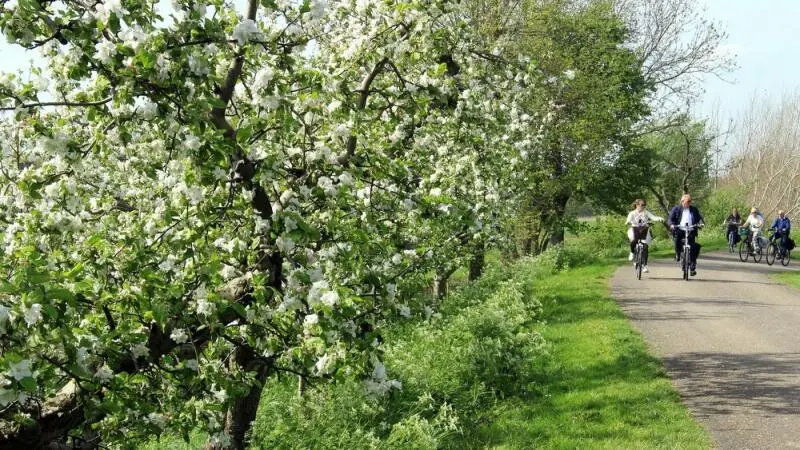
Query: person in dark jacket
725 208 742 245
770 210 792 258
667 194 705 276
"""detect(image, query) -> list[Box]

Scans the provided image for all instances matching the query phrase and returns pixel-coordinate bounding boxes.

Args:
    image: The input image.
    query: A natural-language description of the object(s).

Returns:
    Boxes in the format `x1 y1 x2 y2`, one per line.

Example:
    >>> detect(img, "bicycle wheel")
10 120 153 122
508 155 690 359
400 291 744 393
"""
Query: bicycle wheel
782 250 791 267
766 243 777 266
729 232 736 253
636 255 642 280
682 248 690 280
739 241 749 262
754 240 764 263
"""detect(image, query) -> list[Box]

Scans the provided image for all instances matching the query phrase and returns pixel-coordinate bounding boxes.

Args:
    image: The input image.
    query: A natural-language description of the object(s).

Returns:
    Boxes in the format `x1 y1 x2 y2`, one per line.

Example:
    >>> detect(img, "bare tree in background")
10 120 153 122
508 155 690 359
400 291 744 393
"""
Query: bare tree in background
613 0 736 124
729 92 800 220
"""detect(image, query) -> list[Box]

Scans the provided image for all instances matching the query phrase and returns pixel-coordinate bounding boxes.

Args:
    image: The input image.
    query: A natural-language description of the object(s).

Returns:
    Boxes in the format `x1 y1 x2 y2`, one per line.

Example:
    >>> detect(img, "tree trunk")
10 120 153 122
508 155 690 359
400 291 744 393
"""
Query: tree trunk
221 347 271 450
522 237 533 255
433 267 457 300
468 244 485 282
548 228 565 246
547 192 571 247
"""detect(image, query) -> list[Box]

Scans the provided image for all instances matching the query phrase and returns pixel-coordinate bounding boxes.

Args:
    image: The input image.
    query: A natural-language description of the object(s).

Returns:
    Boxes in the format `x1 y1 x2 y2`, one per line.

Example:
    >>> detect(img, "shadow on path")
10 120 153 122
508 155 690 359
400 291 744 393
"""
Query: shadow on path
664 352 800 417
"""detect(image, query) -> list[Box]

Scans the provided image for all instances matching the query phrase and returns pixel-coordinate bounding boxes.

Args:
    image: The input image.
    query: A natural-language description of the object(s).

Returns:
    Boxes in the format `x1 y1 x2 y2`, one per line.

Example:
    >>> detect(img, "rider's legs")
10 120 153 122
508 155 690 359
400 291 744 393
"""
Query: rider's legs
752 229 764 250
630 227 648 261
728 225 739 244
673 232 682 261
688 231 700 269
780 232 790 256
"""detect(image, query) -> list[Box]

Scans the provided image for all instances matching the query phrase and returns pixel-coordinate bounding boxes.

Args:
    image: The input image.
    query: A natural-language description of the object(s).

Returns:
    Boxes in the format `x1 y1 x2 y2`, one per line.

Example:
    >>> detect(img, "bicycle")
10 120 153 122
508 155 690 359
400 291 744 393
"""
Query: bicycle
677 224 702 280
766 230 792 267
632 221 649 280
725 220 739 253
738 227 764 263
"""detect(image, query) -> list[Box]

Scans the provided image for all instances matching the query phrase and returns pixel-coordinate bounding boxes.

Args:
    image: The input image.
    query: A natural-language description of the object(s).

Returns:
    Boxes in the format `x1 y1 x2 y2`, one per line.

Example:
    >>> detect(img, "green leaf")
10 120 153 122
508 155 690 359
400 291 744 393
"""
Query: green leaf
19 377 37 392
230 303 247 319
237 123 253 143
64 262 84 279
209 97 226 108
42 304 59 319
48 287 76 302
0 281 15 294
25 266 49 284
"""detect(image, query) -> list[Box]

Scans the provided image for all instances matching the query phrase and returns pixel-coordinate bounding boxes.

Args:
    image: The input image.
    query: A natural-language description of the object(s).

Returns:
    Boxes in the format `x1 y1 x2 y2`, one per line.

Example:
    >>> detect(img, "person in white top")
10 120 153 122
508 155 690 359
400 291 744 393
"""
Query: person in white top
743 207 765 251
625 199 664 273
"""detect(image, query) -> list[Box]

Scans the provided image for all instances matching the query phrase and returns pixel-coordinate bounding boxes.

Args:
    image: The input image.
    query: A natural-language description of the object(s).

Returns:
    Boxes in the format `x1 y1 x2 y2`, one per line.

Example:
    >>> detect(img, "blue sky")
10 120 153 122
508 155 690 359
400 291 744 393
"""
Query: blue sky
698 0 800 120
1 1 797 124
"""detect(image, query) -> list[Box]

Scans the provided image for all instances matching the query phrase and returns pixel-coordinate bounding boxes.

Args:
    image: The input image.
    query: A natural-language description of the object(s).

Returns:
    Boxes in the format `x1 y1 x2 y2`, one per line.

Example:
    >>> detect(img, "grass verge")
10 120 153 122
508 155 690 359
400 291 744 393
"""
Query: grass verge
475 261 710 449
772 271 800 289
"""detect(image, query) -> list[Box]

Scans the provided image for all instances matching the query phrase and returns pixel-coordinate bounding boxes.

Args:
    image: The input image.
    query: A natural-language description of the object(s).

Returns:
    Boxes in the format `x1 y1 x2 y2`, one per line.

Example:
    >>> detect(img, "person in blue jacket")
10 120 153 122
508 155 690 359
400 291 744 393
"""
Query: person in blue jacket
770 210 792 258
667 194 705 276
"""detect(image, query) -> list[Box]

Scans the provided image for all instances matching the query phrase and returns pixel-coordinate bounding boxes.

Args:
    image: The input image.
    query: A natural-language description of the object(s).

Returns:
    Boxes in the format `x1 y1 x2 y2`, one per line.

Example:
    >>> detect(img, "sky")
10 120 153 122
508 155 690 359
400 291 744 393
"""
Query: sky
1 1 798 125
697 0 800 121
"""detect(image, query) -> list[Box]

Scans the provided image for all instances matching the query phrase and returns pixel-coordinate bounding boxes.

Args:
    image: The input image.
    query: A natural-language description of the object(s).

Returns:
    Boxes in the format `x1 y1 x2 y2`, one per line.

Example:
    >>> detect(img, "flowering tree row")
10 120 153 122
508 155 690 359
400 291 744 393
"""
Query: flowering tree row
0 0 558 447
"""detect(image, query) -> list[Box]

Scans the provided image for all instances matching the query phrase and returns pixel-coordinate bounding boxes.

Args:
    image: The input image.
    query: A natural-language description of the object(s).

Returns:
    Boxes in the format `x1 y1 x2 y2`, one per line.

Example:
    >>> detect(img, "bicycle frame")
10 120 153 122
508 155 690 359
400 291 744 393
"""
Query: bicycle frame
678 225 696 280
632 224 648 280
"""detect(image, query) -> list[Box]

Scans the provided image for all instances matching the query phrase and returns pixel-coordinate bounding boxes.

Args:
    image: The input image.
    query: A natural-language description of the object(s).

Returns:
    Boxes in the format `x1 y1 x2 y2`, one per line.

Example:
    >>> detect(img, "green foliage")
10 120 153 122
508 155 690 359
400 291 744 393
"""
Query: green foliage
477 264 711 449
702 185 748 228
245 256 552 449
642 118 716 216
570 216 631 259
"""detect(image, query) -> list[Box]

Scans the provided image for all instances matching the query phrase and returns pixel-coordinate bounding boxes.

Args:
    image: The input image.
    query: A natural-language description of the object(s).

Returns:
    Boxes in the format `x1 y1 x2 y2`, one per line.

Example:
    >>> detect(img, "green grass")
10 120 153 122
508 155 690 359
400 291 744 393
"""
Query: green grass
772 272 800 289
474 262 711 449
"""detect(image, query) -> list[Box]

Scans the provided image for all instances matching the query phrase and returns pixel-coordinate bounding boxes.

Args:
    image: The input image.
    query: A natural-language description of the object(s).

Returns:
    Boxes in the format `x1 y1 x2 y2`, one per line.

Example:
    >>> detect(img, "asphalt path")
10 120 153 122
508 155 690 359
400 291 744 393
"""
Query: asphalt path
612 250 800 449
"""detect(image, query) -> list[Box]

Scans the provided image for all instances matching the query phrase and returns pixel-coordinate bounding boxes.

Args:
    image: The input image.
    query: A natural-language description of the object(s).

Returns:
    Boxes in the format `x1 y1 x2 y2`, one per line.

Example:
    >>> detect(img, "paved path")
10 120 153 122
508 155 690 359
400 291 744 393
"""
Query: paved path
612 251 800 450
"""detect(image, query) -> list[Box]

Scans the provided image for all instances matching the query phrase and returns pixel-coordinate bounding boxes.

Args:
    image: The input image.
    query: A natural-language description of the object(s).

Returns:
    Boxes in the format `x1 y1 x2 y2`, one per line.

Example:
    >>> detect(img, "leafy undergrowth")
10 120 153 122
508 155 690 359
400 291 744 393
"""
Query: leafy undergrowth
475 263 710 449
247 250 709 449
145 245 709 449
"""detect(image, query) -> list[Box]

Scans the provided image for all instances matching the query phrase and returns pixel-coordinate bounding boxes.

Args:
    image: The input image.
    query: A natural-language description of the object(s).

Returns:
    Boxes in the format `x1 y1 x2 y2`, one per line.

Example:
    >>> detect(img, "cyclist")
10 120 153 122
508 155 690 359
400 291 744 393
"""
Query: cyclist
667 194 705 276
625 199 664 273
725 208 742 246
743 207 765 253
770 210 792 259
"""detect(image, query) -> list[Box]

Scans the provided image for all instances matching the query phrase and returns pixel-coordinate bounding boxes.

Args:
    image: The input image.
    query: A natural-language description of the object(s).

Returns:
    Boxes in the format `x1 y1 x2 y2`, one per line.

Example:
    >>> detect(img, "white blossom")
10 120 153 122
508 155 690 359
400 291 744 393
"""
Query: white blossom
94 364 114 383
221 264 238 280
308 0 327 20
232 19 259 45
320 290 339 307
8 360 33 380
170 328 189 344
252 67 274 92
131 343 149 359
95 40 116 64
24 304 42 327
275 235 295 254
147 412 167 429
196 299 215 316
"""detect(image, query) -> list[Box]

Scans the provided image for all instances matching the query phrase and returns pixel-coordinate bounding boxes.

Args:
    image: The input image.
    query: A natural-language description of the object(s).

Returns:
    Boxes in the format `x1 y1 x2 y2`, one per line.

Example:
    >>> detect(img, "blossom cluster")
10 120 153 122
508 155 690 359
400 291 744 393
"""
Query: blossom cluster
0 0 557 445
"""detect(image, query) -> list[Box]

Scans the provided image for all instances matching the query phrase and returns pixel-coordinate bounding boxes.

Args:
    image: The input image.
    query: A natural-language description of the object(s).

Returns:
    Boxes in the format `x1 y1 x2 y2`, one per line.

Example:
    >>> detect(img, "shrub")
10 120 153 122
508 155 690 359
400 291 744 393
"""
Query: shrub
248 258 547 449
